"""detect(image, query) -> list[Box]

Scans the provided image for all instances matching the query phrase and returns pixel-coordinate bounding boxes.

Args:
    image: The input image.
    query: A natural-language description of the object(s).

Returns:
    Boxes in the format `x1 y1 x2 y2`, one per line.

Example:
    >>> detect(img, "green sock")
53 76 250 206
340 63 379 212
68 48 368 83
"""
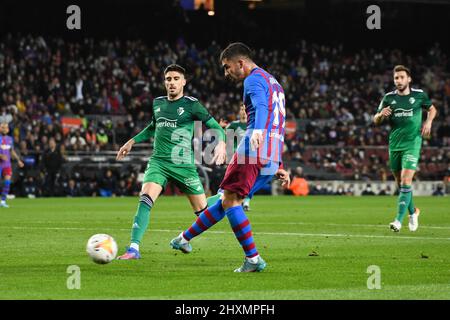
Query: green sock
408 188 415 215
130 194 153 245
395 185 412 223
207 192 223 207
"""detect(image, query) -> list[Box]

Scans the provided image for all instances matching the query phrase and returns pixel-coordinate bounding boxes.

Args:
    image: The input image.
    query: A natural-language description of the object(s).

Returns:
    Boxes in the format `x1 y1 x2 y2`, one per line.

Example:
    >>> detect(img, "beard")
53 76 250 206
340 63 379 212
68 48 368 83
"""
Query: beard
396 84 408 92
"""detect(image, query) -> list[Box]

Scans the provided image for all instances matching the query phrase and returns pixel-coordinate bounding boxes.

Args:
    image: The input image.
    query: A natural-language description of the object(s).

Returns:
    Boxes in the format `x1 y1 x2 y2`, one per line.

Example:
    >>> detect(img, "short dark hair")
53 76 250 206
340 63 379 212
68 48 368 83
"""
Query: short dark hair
219 42 254 62
164 64 186 76
393 65 411 77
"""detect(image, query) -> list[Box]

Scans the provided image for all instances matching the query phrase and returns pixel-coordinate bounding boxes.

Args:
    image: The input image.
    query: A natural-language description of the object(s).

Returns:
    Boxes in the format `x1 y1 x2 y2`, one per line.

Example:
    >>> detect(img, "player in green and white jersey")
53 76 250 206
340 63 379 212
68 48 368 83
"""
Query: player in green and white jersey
374 65 437 232
116 64 226 259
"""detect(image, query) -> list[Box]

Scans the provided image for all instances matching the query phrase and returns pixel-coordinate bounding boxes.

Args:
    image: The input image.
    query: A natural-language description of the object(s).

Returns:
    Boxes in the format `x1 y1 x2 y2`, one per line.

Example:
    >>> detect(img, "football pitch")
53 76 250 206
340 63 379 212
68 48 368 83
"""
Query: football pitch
0 196 449 300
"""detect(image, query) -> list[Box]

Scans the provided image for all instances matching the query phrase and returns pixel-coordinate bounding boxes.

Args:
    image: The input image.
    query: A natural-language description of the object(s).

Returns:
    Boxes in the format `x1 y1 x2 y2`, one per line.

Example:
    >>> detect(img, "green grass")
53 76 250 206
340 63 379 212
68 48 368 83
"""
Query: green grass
0 196 449 300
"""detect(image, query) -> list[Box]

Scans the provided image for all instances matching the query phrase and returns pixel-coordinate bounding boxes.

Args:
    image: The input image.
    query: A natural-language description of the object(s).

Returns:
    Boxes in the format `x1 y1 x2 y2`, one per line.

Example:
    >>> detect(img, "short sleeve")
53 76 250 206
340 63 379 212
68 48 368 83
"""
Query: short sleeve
192 101 212 122
422 92 432 109
377 95 388 113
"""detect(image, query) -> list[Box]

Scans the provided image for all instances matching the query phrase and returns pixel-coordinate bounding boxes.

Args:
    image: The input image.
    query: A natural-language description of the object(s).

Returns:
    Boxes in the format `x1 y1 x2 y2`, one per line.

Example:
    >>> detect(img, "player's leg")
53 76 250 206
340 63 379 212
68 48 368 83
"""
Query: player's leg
242 196 251 211
394 165 417 217
170 167 226 252
117 182 163 259
187 193 208 215
243 173 274 211
206 188 224 207
402 148 421 231
389 151 403 231
219 159 267 272
1 169 12 208
222 189 266 272
117 161 167 260
389 148 419 232
171 196 226 252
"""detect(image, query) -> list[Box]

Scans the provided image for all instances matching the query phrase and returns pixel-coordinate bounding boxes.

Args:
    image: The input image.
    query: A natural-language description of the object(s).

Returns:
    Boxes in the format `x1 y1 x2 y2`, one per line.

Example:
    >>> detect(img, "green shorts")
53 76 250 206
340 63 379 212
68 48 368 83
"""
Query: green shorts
389 148 421 172
143 159 205 195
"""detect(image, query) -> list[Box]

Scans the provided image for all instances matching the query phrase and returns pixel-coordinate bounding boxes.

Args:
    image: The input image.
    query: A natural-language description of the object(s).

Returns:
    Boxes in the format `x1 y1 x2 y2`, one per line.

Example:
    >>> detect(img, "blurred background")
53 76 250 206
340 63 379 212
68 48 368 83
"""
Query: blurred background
0 0 449 198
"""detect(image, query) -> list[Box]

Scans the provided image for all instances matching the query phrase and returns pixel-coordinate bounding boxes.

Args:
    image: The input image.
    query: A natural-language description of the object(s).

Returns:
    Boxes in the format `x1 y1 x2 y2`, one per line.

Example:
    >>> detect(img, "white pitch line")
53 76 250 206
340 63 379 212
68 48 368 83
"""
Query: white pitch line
24 220 450 230
251 222 450 230
1 226 449 241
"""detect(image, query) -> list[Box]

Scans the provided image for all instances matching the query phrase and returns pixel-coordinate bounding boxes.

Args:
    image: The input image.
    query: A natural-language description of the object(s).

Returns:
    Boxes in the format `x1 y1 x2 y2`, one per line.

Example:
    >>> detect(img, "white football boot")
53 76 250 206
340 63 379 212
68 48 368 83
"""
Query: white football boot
389 220 402 232
408 208 420 232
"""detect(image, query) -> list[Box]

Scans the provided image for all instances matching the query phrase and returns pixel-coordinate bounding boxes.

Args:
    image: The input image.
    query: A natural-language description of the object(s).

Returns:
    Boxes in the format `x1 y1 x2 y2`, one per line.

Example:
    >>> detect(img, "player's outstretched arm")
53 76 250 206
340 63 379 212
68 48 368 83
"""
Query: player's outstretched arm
116 122 155 160
116 139 135 161
11 149 24 168
421 105 437 138
373 106 392 126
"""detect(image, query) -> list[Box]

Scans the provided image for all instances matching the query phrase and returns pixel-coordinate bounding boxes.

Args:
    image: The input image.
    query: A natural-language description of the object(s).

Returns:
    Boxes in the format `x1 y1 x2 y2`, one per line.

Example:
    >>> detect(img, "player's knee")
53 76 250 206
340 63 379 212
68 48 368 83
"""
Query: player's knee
222 191 243 209
400 177 413 185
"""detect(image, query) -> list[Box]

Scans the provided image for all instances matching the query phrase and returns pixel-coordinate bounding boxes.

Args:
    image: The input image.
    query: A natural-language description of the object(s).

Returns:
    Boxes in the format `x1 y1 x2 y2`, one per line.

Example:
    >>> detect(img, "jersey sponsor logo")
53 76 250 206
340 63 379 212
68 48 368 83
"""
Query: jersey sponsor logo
409 97 415 104
177 107 185 115
393 108 413 118
156 117 178 128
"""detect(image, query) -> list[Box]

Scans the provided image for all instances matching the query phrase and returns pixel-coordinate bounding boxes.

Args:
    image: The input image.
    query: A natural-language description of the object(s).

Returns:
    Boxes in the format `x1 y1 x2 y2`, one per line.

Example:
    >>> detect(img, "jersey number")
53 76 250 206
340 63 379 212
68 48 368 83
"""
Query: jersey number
272 91 286 128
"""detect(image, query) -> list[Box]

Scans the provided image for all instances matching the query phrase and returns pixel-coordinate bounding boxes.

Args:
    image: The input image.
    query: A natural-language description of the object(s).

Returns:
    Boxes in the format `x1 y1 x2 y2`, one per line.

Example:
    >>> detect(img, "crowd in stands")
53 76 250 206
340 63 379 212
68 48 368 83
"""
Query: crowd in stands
0 34 449 197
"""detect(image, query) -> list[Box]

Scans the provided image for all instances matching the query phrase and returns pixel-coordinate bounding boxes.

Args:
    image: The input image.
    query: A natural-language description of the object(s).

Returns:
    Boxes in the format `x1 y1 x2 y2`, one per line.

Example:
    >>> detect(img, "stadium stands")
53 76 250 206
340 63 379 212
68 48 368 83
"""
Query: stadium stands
1 34 448 196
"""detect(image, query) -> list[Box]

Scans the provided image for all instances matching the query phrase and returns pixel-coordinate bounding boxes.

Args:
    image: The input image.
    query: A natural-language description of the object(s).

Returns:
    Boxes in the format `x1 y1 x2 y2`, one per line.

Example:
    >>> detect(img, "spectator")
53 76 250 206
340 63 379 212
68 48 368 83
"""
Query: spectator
361 184 376 196
99 169 116 197
41 138 65 196
432 184 445 196
378 185 392 196
64 179 82 197
83 180 99 197
22 176 38 198
115 179 130 197
287 167 309 196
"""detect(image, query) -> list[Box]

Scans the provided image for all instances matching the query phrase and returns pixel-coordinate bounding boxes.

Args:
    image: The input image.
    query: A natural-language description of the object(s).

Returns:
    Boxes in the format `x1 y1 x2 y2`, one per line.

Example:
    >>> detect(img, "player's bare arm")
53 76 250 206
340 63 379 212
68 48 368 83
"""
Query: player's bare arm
116 138 136 161
373 106 392 125
421 105 437 138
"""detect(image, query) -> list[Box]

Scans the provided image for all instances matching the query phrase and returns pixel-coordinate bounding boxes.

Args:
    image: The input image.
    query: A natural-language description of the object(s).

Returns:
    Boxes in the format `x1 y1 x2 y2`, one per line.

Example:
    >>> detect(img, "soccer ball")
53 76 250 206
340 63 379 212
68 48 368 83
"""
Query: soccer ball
86 234 118 264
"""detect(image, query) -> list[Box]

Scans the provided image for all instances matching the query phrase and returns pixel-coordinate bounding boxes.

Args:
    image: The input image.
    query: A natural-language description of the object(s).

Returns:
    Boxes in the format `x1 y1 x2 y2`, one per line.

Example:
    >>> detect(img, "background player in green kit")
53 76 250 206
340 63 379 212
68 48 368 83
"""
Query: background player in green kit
374 65 437 232
116 64 226 259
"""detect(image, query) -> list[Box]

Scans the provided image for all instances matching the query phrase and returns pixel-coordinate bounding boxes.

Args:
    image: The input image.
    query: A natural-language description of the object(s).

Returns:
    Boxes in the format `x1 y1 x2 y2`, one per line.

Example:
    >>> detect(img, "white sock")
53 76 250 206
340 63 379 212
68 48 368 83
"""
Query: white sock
179 232 188 244
130 243 139 251
247 255 259 264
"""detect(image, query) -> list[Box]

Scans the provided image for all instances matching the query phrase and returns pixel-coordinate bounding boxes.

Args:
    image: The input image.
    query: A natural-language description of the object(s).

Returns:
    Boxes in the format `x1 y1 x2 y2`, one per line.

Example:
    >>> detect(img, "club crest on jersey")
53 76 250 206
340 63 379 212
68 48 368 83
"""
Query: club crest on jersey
409 97 415 104
177 107 185 116
391 100 397 105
